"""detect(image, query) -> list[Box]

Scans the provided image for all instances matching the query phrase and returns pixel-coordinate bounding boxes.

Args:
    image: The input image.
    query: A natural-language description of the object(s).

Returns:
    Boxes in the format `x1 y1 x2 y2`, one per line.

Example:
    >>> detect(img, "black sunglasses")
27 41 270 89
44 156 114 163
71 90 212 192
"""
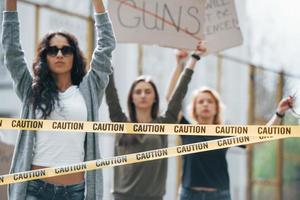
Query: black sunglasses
46 46 75 57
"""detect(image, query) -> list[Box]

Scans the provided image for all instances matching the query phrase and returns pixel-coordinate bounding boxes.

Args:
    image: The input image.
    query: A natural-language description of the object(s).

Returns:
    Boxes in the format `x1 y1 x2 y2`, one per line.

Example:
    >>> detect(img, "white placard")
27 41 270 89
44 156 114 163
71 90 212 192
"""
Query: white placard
204 0 243 53
108 0 206 50
109 0 243 53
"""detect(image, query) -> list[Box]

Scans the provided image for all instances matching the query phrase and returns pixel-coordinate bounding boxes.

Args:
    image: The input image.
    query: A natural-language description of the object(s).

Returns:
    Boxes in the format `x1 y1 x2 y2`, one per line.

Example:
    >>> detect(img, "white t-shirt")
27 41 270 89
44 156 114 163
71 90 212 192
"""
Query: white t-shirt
32 86 87 167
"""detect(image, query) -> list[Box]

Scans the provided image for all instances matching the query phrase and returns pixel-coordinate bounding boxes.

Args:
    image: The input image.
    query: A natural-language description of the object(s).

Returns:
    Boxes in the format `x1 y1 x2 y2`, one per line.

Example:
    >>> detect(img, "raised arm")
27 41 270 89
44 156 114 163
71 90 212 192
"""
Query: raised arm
80 0 116 106
2 0 32 101
105 72 128 122
90 0 116 74
166 50 188 101
162 42 207 123
166 42 206 101
267 96 293 125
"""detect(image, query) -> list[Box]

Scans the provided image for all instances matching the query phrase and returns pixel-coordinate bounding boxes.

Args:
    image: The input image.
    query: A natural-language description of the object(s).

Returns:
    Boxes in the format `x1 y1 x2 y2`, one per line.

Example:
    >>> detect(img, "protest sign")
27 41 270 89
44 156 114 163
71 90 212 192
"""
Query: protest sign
204 0 243 53
109 0 243 53
108 0 206 50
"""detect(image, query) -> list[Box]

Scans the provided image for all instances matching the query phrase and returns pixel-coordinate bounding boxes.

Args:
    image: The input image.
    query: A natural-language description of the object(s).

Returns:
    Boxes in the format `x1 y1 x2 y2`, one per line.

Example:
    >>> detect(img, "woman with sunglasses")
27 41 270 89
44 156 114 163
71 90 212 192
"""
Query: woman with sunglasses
105 43 206 200
2 0 115 199
167 50 295 200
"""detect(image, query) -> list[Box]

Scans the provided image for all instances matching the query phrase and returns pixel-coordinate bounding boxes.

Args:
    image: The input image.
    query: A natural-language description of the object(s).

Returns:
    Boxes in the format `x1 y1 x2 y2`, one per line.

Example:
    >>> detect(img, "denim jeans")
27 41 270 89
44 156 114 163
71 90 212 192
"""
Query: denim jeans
179 187 231 200
26 179 85 200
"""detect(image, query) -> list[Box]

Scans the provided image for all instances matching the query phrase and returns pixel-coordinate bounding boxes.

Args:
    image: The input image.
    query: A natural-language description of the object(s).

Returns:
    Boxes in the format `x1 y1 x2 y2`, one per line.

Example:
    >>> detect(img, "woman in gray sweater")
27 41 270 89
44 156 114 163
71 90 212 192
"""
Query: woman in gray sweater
2 0 115 199
105 43 206 200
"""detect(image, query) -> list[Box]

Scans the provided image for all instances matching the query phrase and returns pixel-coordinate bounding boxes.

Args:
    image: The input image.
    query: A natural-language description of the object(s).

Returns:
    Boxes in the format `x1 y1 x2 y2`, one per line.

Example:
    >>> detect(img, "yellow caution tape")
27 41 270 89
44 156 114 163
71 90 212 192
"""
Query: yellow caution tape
0 117 298 137
0 134 287 185
0 117 298 185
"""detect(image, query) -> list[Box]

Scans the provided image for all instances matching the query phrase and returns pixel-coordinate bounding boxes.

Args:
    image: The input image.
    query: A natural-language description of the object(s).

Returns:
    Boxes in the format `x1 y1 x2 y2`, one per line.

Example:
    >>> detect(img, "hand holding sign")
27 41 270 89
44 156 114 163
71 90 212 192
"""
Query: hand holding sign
194 40 207 55
175 49 189 64
175 41 206 63
185 41 207 71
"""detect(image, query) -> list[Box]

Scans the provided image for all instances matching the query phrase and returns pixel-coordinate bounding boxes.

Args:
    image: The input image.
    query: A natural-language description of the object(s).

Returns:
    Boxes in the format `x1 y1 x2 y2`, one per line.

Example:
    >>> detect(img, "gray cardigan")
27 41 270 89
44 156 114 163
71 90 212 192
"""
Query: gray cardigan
1 11 116 200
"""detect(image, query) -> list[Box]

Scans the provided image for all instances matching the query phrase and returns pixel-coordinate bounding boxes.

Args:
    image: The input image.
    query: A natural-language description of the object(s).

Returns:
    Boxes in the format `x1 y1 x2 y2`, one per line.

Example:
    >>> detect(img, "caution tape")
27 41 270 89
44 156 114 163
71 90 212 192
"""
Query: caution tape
0 134 288 185
0 117 298 185
0 117 299 137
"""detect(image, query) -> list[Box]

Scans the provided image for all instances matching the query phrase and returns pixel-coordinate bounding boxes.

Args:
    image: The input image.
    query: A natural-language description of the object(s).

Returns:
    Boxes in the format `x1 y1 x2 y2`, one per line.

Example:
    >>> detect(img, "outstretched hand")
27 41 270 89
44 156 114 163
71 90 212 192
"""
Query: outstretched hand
267 96 294 125
193 40 207 56
277 96 293 114
92 0 105 13
5 0 17 11
175 40 206 64
175 49 188 63
185 40 207 70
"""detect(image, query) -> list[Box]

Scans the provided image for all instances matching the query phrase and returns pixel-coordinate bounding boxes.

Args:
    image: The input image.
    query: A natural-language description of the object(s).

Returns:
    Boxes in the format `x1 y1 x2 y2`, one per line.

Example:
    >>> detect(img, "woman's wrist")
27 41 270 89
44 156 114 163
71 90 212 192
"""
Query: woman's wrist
191 53 201 61
275 110 285 118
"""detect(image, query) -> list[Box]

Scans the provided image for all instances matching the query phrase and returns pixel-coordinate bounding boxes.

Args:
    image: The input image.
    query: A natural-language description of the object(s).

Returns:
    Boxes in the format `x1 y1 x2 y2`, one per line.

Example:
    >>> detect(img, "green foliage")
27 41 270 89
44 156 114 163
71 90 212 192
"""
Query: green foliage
253 113 300 188
253 141 276 179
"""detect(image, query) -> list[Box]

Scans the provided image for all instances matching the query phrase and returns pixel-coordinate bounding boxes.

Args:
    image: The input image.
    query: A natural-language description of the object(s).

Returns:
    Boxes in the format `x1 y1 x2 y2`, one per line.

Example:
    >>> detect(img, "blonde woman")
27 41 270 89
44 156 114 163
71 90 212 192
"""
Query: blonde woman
167 50 294 200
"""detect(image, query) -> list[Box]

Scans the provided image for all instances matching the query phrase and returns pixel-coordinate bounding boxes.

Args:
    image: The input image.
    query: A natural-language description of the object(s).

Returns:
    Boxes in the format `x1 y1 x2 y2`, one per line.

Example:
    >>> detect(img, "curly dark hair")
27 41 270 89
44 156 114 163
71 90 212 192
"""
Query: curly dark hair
29 32 87 119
